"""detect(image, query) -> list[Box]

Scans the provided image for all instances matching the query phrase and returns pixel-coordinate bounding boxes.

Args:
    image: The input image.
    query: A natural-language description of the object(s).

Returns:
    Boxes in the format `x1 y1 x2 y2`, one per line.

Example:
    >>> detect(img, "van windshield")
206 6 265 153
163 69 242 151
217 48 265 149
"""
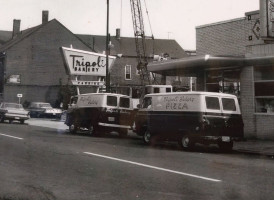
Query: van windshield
222 98 236 111
107 96 117 107
120 97 130 108
205 97 220 110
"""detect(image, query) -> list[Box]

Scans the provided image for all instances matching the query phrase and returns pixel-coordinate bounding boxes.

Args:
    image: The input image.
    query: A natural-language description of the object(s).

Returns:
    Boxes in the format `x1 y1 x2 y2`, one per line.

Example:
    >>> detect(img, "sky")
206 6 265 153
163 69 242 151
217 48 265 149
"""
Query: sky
0 0 259 50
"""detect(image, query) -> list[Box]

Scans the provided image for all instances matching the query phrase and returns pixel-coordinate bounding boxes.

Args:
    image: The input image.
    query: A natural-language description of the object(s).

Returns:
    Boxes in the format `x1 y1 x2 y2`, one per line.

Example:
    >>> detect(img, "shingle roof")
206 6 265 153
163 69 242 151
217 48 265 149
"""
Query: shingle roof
0 31 12 46
0 25 42 52
76 34 188 59
0 19 94 53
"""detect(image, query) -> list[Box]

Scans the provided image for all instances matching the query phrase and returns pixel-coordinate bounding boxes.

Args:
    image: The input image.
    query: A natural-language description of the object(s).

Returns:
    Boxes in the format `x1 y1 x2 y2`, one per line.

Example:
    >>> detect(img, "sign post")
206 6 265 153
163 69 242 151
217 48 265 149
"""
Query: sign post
17 94 23 104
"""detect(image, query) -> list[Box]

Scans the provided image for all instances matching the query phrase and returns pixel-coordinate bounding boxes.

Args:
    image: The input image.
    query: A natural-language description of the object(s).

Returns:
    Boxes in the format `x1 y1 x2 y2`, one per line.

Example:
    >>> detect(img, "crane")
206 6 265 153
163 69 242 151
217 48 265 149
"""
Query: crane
130 0 154 85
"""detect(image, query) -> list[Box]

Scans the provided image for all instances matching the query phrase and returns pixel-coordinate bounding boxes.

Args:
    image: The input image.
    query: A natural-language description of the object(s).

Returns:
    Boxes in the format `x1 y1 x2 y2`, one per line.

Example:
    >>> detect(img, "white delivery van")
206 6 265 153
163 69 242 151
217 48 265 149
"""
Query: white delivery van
134 92 244 151
65 93 135 137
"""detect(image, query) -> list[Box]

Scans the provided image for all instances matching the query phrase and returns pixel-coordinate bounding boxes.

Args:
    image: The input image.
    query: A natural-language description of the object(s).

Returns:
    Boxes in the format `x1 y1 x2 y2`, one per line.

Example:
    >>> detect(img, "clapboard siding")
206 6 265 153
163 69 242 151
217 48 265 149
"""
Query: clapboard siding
5 19 92 86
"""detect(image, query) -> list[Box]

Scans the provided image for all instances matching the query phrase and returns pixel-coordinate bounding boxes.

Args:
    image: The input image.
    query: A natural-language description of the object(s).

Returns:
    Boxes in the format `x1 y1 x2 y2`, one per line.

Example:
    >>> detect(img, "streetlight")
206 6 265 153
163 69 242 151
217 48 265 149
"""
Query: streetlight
106 0 110 93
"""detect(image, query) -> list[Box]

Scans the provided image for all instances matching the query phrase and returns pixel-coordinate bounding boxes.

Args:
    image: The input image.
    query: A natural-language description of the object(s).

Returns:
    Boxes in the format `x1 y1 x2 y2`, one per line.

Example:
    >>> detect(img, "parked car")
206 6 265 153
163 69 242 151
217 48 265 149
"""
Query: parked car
0 102 30 124
65 93 135 137
134 92 244 151
27 102 62 118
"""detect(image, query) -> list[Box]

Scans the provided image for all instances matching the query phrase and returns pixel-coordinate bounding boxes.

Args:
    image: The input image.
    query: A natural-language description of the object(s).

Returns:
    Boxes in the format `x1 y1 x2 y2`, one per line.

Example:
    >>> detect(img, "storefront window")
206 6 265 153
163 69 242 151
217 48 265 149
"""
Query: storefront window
206 69 241 97
254 66 274 113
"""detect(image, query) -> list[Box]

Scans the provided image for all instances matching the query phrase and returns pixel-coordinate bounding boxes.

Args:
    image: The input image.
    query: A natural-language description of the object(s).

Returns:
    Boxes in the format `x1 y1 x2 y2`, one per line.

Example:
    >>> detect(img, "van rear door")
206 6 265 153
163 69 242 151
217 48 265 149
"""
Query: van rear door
204 96 224 136
220 97 244 138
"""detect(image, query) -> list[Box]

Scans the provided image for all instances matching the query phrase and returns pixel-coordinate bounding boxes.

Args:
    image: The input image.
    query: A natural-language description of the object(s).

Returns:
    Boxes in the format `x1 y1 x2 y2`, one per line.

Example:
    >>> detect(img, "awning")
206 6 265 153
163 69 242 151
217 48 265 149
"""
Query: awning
147 55 274 76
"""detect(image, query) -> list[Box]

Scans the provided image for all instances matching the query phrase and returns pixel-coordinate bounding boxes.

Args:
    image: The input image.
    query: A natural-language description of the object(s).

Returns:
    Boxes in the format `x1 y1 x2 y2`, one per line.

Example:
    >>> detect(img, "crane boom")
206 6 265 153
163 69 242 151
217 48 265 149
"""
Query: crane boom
130 0 152 85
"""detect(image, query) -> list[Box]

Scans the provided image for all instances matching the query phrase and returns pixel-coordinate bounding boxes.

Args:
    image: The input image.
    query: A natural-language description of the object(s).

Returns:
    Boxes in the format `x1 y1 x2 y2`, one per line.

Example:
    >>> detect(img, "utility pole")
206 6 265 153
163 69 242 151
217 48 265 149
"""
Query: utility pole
106 0 110 92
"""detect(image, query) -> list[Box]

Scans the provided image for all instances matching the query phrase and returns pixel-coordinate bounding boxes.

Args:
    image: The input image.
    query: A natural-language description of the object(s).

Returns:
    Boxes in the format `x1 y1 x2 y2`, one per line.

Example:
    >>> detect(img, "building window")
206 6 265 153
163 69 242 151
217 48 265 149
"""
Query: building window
254 66 274 113
125 65 131 80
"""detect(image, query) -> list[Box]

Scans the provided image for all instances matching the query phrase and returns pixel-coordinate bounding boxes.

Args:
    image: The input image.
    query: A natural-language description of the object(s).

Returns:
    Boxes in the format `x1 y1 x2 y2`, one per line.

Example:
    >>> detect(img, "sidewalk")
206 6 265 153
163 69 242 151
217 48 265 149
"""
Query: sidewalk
234 140 274 157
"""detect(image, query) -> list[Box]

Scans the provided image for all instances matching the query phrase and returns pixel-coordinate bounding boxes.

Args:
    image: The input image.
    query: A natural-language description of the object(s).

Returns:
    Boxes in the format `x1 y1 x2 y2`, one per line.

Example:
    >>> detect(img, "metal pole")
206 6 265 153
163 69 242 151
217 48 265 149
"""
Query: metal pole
106 0 110 93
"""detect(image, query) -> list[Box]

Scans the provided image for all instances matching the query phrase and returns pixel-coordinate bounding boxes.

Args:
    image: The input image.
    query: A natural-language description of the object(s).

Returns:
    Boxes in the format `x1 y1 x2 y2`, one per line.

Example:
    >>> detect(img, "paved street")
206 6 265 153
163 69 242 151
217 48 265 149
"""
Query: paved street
0 120 274 200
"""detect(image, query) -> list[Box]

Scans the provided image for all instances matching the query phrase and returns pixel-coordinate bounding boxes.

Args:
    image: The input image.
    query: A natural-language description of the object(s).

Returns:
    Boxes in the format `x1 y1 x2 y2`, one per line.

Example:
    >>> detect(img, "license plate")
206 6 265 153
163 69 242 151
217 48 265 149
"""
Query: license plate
15 117 20 120
222 136 230 142
108 117 115 122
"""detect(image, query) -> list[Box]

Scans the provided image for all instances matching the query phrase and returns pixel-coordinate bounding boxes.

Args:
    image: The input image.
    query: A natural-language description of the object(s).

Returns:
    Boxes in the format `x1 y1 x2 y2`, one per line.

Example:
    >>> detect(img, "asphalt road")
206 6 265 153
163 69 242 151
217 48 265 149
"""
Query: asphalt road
0 121 274 200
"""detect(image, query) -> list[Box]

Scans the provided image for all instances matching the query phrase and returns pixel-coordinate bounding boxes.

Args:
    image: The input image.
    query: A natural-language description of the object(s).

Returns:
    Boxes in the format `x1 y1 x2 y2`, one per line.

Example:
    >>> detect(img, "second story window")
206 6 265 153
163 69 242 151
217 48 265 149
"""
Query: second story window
125 65 131 80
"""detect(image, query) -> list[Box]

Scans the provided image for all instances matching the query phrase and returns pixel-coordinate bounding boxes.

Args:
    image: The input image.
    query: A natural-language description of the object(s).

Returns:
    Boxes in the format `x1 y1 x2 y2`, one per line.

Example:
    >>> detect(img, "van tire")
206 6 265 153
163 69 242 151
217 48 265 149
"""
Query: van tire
88 124 97 136
180 135 194 150
143 129 156 145
218 141 233 152
119 129 128 138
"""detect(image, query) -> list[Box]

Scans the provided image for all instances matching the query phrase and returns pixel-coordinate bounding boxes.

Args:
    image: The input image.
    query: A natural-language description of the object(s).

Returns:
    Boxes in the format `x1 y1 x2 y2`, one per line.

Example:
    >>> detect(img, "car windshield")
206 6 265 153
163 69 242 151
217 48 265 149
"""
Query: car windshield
39 103 52 108
4 103 23 109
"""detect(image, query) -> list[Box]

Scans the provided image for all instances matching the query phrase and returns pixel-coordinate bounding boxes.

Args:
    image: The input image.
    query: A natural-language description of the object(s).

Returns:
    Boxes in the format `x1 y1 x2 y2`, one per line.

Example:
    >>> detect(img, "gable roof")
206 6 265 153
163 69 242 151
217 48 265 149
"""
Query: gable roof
76 34 188 59
0 19 94 53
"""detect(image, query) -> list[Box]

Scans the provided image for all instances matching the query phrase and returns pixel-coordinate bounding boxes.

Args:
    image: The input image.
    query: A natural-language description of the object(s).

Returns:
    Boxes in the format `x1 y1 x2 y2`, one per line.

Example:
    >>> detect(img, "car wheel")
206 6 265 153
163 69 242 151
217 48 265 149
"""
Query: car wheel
69 124 78 134
180 135 195 151
143 129 156 145
218 141 233 152
20 120 25 124
9 119 13 124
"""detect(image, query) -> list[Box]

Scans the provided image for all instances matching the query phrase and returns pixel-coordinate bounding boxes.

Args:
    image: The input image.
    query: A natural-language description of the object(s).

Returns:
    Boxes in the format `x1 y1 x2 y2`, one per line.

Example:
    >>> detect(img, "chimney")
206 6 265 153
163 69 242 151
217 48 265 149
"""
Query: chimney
12 19 21 38
116 28 120 39
42 10 49 24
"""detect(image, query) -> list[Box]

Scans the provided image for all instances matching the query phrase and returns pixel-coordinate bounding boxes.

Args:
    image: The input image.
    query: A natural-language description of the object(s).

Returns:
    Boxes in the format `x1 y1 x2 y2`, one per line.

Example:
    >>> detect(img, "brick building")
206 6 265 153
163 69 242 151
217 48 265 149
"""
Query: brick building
148 0 274 139
0 11 187 106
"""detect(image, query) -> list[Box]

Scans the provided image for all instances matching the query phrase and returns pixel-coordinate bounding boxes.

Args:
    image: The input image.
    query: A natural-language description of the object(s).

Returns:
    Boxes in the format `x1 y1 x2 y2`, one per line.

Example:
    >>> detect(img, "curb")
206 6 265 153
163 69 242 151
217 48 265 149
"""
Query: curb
234 148 274 158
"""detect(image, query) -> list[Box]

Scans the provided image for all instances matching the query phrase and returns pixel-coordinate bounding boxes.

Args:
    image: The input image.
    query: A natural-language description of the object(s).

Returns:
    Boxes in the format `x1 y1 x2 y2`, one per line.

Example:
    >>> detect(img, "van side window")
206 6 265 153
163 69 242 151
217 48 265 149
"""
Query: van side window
153 88 160 93
120 97 130 108
206 97 220 110
107 96 117 106
143 97 152 109
166 88 172 93
222 98 236 111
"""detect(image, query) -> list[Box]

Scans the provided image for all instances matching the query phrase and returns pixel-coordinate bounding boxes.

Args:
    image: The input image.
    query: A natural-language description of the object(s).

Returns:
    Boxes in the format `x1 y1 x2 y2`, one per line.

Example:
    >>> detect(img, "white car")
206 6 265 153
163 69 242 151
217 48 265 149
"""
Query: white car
0 102 30 124
27 102 62 118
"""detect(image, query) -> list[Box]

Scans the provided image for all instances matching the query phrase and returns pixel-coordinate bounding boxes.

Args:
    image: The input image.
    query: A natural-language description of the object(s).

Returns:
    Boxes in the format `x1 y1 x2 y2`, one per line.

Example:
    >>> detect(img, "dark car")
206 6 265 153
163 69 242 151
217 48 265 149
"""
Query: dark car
27 102 62 118
0 102 30 124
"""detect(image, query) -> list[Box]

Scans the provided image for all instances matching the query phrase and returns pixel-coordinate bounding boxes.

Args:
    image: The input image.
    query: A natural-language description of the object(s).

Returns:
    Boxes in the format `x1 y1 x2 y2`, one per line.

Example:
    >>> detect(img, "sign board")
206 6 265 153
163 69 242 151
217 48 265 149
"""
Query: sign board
260 0 274 38
60 47 116 76
71 80 105 86
17 94 23 98
7 75 20 84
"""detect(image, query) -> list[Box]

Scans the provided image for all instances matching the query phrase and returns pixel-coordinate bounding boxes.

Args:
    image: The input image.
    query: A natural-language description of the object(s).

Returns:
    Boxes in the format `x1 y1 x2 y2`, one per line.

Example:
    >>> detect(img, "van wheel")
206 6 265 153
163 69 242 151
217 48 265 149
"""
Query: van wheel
69 124 78 134
143 130 156 145
218 141 233 152
119 129 128 138
180 135 194 150
0 115 4 123
88 124 97 136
